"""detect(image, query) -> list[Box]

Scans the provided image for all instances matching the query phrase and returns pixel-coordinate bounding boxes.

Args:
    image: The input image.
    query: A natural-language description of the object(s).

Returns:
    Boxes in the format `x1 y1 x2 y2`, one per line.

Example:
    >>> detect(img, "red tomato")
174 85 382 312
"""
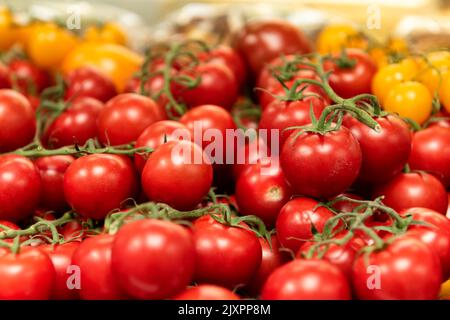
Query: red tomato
59 220 88 241
323 49 377 99
276 197 335 253
112 219 195 299
141 140 213 210
400 207 450 240
261 259 351 300
330 193 364 213
0 155 41 222
0 247 55 299
373 172 448 215
447 193 450 219
409 126 450 188
0 89 36 152
41 242 80 300
35 155 75 212
97 93 165 145
231 136 271 180
247 236 289 295
72 234 126 299
64 154 137 219
352 236 442 300
192 215 262 288
65 67 117 102
174 284 239 300
428 111 450 129
235 163 292 227
343 115 412 183
281 127 362 198
173 63 238 110
234 20 311 76
44 97 104 148
8 59 51 94
134 120 189 172
0 63 10 89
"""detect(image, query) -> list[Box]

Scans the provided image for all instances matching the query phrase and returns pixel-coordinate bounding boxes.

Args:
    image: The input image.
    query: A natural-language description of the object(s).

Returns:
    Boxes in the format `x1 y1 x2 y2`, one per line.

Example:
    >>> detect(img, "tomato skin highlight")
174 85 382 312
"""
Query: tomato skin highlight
261 259 351 300
112 219 196 299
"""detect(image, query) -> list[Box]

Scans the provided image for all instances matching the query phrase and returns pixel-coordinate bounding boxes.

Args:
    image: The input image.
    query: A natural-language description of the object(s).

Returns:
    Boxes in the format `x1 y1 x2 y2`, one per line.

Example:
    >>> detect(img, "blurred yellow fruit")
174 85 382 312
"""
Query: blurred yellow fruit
439 73 450 114
415 51 450 95
0 7 15 51
316 24 367 54
371 63 417 103
84 23 127 46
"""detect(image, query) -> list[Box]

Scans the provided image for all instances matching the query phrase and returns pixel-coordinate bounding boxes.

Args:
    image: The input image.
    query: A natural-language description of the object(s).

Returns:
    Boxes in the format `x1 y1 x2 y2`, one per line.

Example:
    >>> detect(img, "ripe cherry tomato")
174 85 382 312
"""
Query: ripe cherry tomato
400 207 450 240
414 51 450 94
174 284 239 300
64 154 137 219
0 89 36 152
112 219 195 299
41 242 80 300
59 219 89 242
173 63 238 110
276 197 335 253
330 193 364 213
352 236 442 300
44 97 104 148
383 81 432 124
246 236 289 295
409 126 450 188
8 59 51 94
235 163 292 227
261 259 351 300
97 93 165 145
0 155 41 222
231 136 271 180
134 120 189 172
371 62 416 103
141 140 213 210
373 172 448 215
0 62 10 89
324 49 377 99
65 67 117 102
0 247 55 300
343 115 412 183
234 20 311 76
34 155 74 213
281 127 362 198
192 215 262 288
316 24 367 54
72 234 126 299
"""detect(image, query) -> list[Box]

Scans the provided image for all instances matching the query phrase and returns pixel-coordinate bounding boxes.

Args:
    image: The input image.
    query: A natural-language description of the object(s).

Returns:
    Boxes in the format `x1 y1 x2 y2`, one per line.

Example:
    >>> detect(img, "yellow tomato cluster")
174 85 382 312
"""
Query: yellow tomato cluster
316 24 368 54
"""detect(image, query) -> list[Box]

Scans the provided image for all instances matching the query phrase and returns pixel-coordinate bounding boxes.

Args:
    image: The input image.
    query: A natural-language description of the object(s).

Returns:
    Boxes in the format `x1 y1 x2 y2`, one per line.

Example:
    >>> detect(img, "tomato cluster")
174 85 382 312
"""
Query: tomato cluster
0 12 449 301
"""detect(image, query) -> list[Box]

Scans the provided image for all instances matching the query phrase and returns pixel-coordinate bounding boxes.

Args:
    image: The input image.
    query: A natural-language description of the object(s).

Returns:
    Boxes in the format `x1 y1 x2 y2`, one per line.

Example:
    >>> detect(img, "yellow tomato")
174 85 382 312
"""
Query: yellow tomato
61 43 143 92
439 73 450 114
415 51 450 94
383 81 433 124
440 279 450 300
316 24 367 54
371 62 417 103
27 23 79 70
84 23 127 46
0 7 15 51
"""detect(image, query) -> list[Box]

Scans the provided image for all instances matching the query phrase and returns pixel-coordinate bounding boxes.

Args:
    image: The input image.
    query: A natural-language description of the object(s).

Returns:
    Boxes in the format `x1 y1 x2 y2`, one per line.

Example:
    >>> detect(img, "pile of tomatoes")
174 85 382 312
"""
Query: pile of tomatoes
0 9 449 300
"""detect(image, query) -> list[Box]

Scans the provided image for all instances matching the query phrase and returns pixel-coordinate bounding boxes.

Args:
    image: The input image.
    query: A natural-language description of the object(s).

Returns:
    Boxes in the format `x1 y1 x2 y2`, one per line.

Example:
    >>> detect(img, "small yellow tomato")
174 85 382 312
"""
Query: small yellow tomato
440 278 450 300
0 6 15 51
27 23 79 70
371 62 417 103
61 43 142 92
416 51 450 94
383 81 433 124
439 73 450 114
84 23 127 46
316 24 367 54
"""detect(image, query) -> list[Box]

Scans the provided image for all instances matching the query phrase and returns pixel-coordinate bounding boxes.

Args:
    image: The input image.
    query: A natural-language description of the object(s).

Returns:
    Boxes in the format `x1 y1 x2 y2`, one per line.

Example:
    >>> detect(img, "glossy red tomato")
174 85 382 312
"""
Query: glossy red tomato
0 155 41 222
134 120 189 172
232 136 271 180
409 126 450 188
44 97 104 148
428 111 450 129
400 207 450 240
0 63 10 89
35 155 75 212
65 67 117 102
199 45 247 87
41 242 80 300
323 49 377 99
234 20 311 76
192 215 262 288
235 163 292 227
59 219 89 241
246 236 289 295
373 172 448 215
173 63 238 110
8 59 51 94
0 89 36 152
261 259 351 300
343 115 412 183
174 284 239 300
276 197 335 253
281 127 362 198
72 234 126 299
64 154 137 219
330 193 364 213
112 219 195 299
0 247 55 300
141 140 213 210
352 236 442 300
97 93 165 145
